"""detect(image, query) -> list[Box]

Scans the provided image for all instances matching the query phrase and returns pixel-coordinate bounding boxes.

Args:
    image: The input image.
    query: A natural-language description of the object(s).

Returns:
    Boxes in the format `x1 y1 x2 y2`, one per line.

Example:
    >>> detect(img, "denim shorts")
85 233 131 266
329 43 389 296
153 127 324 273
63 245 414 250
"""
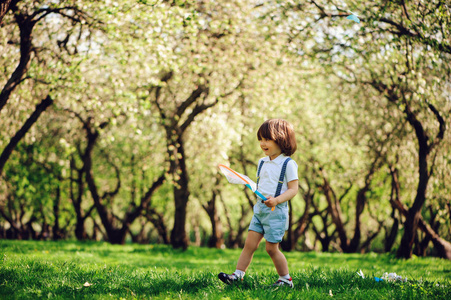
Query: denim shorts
248 201 289 243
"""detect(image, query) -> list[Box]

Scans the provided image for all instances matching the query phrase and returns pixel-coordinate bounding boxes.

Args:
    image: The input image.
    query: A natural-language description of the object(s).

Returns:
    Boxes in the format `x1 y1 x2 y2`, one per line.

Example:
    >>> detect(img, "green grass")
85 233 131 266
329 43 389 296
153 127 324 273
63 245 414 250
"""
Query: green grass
1 240 450 299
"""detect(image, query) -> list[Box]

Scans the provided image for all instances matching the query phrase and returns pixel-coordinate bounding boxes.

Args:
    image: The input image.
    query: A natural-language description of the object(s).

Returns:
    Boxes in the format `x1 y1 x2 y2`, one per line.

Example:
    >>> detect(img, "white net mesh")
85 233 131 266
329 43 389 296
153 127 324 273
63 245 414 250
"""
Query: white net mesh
218 165 257 192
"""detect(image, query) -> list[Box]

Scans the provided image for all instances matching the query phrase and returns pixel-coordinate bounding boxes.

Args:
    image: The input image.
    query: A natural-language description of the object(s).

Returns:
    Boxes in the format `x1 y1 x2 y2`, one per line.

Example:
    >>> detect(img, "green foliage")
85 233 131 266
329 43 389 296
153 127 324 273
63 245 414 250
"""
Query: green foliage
0 240 450 299
1 0 450 254
3 142 71 228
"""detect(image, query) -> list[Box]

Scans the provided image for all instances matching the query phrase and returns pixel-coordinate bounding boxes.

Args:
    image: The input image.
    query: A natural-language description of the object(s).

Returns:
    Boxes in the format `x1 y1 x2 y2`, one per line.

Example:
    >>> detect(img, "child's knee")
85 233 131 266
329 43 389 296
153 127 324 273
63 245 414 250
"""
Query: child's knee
244 240 260 253
244 244 259 253
265 244 279 257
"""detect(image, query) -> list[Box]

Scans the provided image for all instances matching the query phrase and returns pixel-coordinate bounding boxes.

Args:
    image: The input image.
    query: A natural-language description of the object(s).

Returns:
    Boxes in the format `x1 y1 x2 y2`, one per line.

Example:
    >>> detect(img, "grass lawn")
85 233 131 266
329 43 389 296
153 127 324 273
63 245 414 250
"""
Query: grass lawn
1 240 450 299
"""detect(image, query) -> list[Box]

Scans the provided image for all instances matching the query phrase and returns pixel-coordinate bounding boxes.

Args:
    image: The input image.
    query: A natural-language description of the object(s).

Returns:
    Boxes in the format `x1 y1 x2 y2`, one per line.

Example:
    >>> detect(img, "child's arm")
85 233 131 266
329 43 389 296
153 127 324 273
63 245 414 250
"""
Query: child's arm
264 179 299 208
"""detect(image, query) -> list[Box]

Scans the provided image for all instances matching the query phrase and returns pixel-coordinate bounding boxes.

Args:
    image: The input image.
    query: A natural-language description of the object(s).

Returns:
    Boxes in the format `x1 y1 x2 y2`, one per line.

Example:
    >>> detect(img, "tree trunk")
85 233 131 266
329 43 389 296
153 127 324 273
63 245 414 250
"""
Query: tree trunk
70 155 90 240
0 196 22 239
348 156 380 253
52 186 62 240
384 209 399 253
0 2 34 112
390 167 451 259
203 188 224 249
310 204 333 252
281 190 312 252
152 77 217 250
293 191 313 247
170 187 189 249
281 201 294 251
168 134 190 249
312 223 332 252
77 115 165 244
385 166 400 252
220 191 249 249
318 168 350 252
397 104 433 258
146 208 170 244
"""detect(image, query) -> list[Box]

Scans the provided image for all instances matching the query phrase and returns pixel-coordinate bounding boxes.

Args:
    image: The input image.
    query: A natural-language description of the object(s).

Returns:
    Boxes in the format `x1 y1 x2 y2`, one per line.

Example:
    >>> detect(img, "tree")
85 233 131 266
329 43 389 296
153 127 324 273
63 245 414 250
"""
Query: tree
0 1 95 175
274 0 451 258
151 75 216 249
64 108 166 244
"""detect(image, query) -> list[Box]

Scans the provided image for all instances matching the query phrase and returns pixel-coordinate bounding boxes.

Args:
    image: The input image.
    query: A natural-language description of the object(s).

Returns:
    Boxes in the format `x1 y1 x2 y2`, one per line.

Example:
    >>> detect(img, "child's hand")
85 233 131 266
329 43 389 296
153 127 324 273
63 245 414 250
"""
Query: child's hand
263 196 278 208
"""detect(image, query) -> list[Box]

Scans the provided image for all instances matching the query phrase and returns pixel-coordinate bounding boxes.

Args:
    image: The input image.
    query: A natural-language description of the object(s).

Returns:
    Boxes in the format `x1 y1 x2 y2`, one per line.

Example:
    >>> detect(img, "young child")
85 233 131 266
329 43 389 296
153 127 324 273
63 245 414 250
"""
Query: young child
218 119 298 288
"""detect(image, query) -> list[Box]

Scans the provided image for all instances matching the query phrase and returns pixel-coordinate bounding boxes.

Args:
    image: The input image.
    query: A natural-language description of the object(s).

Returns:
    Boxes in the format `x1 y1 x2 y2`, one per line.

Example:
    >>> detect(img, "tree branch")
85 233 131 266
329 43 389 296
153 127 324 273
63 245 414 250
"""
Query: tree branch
0 95 53 175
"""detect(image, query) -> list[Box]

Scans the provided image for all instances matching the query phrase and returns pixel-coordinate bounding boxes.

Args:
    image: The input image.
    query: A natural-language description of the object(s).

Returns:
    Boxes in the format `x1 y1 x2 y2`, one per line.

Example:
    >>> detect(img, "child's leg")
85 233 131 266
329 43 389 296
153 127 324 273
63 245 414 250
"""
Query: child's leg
236 230 263 272
265 241 289 276
218 231 263 284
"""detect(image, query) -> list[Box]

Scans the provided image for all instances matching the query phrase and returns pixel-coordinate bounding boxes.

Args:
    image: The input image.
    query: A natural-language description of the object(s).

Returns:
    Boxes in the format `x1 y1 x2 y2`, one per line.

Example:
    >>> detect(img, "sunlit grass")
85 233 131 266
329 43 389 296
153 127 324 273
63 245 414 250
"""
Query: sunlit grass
1 240 450 299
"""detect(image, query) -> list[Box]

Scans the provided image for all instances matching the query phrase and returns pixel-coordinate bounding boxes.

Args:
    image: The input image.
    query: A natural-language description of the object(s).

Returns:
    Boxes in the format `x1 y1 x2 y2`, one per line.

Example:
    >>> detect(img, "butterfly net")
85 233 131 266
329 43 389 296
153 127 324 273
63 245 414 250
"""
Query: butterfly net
218 165 257 192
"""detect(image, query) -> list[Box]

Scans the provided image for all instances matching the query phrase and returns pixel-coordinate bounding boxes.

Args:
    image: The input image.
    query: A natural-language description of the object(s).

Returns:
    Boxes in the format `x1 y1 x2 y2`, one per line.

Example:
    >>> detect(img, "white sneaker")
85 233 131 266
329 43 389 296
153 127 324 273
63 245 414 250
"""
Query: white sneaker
272 277 294 288
218 272 242 285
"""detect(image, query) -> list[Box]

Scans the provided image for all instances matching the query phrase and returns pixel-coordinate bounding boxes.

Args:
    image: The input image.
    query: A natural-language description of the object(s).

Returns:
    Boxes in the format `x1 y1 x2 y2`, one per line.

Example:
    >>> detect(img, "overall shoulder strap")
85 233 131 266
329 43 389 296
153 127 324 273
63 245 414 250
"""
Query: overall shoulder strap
275 157 292 197
256 160 265 188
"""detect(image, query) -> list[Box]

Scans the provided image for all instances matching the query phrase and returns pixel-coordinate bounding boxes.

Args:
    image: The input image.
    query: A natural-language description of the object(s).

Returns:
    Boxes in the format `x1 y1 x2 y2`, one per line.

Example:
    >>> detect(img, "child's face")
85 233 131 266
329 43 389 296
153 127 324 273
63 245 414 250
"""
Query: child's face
259 138 282 160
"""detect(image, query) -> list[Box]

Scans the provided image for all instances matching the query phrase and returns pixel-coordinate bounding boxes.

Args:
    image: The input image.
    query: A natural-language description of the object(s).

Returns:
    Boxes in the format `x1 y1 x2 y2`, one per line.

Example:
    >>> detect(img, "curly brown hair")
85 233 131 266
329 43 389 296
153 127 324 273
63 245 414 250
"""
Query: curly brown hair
257 119 297 156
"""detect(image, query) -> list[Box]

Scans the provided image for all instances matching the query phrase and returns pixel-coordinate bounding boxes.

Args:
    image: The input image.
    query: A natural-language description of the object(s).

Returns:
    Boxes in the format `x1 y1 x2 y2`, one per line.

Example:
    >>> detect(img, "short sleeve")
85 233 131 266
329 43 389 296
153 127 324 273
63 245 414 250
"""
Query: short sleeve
285 159 298 182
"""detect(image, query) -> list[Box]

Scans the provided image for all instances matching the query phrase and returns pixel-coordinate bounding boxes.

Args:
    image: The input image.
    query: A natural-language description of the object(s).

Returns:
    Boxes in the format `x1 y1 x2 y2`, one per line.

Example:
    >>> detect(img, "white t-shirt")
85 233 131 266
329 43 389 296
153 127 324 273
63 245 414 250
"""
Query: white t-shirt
256 154 298 199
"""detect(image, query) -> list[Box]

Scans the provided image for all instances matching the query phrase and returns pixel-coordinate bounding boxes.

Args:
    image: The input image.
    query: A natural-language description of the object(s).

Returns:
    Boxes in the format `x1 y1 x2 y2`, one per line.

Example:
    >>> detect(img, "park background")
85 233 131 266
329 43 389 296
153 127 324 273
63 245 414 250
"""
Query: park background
1 0 451 262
